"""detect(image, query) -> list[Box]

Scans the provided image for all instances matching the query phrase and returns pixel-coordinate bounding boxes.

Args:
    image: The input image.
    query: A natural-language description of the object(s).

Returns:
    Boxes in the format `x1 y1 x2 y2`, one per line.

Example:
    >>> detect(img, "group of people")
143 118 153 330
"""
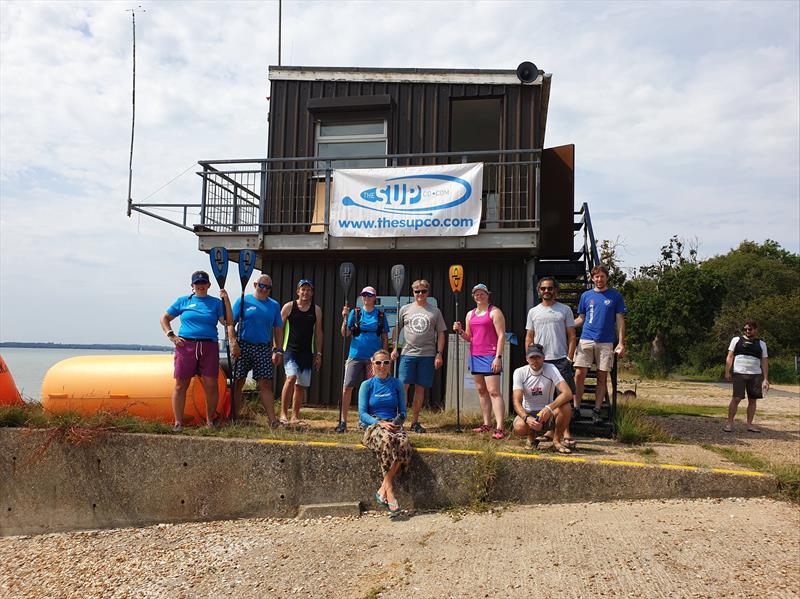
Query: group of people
159 264 768 511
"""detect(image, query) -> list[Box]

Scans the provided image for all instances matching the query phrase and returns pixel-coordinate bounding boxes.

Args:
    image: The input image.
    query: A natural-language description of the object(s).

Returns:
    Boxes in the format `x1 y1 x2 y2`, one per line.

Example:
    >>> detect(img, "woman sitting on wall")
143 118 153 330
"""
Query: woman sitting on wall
359 349 411 515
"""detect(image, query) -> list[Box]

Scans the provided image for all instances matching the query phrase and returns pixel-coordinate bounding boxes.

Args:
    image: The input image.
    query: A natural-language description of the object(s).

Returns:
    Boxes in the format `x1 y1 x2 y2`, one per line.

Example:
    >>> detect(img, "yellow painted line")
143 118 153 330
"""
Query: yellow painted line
252 438 768 478
599 459 647 467
710 468 766 477
659 464 699 471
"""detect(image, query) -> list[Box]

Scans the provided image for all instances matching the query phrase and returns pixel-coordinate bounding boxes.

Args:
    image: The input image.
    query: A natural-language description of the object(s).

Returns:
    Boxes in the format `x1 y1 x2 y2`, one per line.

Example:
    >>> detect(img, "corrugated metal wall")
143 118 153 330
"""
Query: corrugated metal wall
260 253 531 409
268 79 542 159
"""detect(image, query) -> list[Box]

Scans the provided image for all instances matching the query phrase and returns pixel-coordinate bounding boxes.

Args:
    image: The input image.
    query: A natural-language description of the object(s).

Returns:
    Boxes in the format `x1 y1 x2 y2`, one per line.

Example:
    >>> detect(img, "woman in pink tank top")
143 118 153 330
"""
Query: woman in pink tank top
453 283 507 439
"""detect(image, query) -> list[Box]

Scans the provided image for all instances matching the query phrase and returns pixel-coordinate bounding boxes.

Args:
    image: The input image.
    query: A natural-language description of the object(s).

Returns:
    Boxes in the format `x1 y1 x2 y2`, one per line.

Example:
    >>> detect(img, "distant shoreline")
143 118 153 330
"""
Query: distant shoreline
1 342 172 352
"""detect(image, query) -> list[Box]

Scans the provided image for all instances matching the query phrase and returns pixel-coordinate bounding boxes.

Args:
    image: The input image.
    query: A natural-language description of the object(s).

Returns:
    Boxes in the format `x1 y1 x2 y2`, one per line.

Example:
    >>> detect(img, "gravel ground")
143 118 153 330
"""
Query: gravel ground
2 498 798 599
634 379 800 466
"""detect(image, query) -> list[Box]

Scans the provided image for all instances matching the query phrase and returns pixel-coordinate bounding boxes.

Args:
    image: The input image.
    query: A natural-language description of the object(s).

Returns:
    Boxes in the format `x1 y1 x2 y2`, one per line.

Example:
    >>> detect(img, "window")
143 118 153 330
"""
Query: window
315 120 387 169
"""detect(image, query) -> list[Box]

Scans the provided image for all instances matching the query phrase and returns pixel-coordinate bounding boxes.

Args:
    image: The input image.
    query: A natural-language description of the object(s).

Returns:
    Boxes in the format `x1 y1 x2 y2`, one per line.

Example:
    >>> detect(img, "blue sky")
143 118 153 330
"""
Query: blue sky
1 0 798 345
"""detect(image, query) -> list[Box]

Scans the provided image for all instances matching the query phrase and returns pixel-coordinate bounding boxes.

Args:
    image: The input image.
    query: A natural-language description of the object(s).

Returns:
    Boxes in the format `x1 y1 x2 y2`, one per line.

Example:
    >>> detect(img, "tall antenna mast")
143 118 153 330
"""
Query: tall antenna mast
277 0 282 66
126 6 145 217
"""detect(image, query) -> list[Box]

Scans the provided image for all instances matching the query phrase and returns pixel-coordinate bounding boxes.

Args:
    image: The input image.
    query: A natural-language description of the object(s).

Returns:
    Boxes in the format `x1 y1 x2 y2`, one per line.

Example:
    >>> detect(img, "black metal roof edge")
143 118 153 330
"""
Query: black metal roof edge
268 65 524 75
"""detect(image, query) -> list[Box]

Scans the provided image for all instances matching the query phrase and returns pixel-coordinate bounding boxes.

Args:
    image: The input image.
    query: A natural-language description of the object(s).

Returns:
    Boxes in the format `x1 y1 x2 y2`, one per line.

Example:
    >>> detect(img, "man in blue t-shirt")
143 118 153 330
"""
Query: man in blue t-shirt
574 265 626 424
231 274 284 425
336 286 389 433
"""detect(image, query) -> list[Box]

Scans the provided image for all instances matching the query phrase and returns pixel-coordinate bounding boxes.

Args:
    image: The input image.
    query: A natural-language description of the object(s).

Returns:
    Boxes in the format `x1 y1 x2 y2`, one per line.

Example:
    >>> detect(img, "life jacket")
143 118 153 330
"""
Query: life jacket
733 336 763 360
350 307 385 338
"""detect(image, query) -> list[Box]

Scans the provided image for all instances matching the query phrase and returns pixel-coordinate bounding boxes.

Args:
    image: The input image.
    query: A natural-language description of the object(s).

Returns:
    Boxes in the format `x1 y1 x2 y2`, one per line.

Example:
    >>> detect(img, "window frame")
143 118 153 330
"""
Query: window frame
314 119 388 170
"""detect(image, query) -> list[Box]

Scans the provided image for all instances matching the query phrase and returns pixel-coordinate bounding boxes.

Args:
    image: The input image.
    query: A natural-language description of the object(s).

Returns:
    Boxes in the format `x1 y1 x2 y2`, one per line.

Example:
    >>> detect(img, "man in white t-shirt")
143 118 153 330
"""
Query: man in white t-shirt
511 344 574 453
724 319 769 433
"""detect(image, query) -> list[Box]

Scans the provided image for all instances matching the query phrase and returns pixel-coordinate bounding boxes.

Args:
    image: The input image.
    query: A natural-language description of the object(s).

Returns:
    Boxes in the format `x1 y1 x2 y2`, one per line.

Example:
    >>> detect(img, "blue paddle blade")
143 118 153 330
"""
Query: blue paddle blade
209 247 229 287
239 250 257 288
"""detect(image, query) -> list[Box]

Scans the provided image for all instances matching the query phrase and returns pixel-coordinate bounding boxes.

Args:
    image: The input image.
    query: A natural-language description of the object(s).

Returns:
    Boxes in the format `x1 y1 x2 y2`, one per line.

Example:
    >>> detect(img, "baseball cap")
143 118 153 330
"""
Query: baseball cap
360 286 377 296
192 271 211 285
526 344 545 358
472 283 489 293
297 278 314 288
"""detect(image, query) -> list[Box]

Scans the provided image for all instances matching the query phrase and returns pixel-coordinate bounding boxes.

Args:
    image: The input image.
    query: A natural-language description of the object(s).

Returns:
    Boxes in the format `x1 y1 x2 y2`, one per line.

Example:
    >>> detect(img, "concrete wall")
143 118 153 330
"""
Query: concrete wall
0 429 776 537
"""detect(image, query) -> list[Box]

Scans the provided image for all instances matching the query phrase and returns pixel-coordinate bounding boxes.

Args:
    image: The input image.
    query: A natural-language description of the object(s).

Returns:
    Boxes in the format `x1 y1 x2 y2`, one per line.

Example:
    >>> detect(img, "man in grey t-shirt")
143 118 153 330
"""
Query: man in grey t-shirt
391 279 447 433
525 276 576 395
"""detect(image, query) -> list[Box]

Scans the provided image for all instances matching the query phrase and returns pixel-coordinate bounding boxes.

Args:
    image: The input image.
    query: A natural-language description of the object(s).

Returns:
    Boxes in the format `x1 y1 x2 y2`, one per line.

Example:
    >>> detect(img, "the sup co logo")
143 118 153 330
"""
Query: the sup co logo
341 174 472 216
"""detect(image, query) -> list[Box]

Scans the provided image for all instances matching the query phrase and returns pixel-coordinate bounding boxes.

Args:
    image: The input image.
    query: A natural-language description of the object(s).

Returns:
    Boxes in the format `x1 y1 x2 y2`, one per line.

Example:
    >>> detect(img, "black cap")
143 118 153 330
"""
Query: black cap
526 344 545 358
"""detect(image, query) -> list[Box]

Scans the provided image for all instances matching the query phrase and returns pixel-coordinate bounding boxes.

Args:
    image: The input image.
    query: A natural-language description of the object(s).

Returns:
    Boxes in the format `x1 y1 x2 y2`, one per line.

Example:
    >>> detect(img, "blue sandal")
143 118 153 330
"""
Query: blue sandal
374 492 389 509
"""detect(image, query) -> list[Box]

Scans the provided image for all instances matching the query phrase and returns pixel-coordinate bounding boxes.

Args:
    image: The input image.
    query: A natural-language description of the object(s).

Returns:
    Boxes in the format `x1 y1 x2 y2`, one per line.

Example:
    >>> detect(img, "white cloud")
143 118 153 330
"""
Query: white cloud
1 0 798 345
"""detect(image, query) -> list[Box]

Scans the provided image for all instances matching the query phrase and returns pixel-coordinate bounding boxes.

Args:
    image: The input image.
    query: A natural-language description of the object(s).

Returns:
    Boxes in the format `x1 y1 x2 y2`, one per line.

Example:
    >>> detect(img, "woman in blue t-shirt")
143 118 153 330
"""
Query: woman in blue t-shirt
359 349 411 515
160 270 236 431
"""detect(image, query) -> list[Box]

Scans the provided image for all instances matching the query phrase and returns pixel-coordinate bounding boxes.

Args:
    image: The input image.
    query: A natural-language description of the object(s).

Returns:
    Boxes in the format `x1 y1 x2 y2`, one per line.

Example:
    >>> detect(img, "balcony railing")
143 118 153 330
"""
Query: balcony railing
129 149 541 236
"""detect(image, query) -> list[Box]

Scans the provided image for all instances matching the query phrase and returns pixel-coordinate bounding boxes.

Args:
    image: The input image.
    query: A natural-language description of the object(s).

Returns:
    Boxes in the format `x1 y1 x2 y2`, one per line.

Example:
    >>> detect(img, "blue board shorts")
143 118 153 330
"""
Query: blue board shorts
399 355 435 388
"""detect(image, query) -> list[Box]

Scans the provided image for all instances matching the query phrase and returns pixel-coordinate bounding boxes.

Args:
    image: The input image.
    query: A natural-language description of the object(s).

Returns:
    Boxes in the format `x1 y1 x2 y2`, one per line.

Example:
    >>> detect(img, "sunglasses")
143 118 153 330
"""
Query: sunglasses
743 327 755 331
298 279 313 287
413 289 429 294
539 286 555 291
257 283 272 289
361 292 376 297
373 360 391 366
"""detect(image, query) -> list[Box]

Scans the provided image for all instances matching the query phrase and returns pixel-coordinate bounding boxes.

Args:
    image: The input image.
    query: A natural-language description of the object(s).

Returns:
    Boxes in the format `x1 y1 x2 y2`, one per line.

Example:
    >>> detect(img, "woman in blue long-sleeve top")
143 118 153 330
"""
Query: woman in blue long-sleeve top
359 349 412 515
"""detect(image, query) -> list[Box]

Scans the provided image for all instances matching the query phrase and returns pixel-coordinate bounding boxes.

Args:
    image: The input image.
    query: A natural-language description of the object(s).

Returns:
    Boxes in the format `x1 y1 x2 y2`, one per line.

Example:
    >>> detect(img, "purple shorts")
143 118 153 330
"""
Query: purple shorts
174 340 220 379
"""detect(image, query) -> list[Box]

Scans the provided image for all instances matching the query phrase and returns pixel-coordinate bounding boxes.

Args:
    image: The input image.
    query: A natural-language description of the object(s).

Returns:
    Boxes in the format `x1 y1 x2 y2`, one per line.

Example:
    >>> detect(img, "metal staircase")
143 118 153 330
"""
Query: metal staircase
533 202 617 437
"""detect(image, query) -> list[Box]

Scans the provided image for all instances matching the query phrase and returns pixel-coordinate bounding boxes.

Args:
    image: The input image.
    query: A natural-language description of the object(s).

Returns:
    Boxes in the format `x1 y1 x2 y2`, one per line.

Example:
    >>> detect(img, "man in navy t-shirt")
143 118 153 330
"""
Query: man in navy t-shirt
573 265 626 424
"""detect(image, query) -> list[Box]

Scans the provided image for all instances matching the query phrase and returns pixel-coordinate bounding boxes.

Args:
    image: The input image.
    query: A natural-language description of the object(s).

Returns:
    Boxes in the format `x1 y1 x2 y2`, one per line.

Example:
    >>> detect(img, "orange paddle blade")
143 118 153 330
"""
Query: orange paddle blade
448 264 464 293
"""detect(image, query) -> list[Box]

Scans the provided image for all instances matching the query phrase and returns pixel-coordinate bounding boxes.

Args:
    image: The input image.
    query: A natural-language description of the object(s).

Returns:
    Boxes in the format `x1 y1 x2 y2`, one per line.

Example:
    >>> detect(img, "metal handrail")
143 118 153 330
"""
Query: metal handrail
130 148 544 234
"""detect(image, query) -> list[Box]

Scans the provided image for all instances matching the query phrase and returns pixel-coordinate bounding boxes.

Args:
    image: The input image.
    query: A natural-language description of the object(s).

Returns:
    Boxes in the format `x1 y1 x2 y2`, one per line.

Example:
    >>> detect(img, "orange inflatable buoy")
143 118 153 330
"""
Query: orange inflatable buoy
0 354 24 405
41 354 227 424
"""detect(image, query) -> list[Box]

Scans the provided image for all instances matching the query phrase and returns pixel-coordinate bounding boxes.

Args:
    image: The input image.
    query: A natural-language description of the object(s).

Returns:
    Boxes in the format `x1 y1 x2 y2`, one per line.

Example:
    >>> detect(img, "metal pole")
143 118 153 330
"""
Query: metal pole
277 0 282 66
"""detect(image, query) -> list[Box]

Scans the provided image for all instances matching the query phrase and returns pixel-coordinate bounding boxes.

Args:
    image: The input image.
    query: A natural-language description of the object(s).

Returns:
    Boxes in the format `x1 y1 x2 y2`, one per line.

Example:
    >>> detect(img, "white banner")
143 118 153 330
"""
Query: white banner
330 163 483 237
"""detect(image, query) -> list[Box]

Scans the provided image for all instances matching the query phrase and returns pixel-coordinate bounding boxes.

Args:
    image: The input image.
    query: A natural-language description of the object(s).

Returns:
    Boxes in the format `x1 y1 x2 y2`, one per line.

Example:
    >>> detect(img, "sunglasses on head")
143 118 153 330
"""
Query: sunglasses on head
413 289 429 294
257 283 272 289
373 359 391 366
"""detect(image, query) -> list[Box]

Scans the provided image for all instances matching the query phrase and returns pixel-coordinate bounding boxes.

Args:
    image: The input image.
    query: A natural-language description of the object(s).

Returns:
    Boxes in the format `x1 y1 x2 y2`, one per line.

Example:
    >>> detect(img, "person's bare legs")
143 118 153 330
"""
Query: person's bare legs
473 375 492 427
258 378 276 423
199 375 219 426
378 460 402 506
232 378 247 420
725 397 742 431
552 405 573 450
341 387 354 424
280 376 297 422
574 367 588 410
171 378 191 427
746 398 760 431
412 385 426 424
290 384 305 423
594 370 608 410
485 375 505 430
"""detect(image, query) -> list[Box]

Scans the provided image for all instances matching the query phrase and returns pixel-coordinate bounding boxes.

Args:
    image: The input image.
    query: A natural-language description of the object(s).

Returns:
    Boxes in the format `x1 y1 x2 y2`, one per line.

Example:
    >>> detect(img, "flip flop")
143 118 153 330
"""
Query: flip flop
722 425 732 433
561 438 578 449
525 437 540 450
554 445 572 454
288 420 308 429
387 500 401 516
279 417 289 427
374 492 388 509
747 427 762 433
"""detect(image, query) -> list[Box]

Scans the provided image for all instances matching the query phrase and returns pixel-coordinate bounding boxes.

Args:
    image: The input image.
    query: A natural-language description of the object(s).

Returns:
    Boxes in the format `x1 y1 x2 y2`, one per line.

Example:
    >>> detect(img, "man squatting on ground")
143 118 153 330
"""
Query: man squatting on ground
525 276 577 448
573 265 626 424
391 279 447 433
279 279 323 427
231 274 284 426
724 319 769 433
338 285 389 433
512 343 574 453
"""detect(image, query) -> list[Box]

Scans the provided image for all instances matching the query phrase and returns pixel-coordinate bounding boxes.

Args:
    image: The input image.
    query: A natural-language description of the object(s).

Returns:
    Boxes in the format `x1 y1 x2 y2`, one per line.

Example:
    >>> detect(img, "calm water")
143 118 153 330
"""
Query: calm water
1 348 171 401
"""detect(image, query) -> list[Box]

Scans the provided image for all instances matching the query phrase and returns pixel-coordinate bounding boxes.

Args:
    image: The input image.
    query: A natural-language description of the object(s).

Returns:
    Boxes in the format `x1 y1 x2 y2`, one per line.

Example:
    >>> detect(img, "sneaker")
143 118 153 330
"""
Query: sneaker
472 424 491 433
357 421 367 431
334 421 347 434
410 422 427 434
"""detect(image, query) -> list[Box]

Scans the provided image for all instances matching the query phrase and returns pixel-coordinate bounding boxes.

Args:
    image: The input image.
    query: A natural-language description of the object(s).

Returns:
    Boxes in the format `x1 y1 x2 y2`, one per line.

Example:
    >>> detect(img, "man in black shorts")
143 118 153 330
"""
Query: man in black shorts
724 319 769 433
